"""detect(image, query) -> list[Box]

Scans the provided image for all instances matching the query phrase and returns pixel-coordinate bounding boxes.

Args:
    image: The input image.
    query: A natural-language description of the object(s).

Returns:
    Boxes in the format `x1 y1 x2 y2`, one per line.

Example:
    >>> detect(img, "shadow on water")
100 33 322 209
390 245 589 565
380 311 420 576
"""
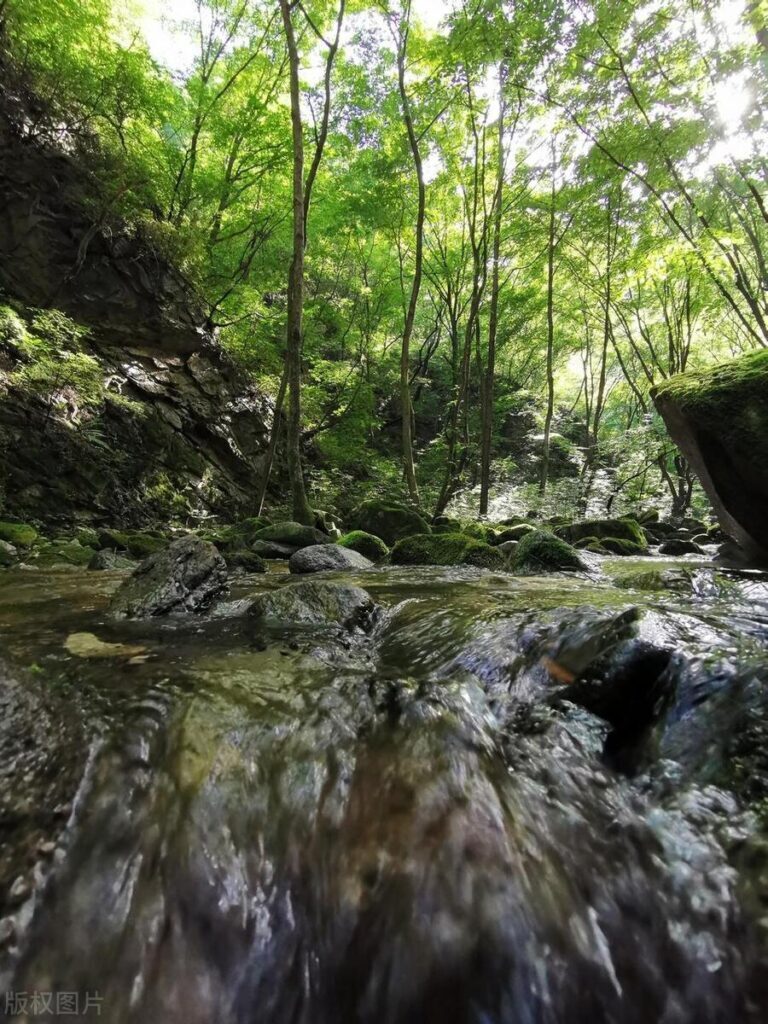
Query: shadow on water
1 558 768 1022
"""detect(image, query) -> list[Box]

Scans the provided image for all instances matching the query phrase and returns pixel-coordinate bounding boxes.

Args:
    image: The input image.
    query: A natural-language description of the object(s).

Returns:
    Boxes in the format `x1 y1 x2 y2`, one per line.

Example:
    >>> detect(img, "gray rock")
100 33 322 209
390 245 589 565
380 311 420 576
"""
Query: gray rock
88 549 134 571
289 544 373 574
252 540 299 559
248 581 379 631
0 539 18 566
109 536 227 618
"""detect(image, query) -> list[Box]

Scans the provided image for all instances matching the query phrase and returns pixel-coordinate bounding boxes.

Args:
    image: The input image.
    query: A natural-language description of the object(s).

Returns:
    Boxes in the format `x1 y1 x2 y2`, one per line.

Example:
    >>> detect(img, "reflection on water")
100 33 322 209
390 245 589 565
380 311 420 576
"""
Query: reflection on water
0 558 767 1022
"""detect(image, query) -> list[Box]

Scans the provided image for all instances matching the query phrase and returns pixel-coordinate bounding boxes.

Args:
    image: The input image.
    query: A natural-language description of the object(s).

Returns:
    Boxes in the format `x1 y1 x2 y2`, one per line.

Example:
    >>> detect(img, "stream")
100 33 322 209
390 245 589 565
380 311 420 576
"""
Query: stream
1 555 768 1022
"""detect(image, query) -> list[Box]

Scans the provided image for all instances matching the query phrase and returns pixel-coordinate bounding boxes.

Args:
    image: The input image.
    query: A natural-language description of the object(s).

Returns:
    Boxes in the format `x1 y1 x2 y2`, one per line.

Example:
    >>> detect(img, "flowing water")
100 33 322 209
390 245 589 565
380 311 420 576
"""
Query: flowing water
1 556 768 1023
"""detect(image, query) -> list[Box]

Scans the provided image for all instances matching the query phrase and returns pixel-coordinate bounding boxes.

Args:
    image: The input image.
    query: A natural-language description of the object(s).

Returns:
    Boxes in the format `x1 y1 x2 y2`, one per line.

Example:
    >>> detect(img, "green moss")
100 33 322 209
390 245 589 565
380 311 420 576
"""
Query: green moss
390 532 503 568
254 521 328 547
338 530 389 561
0 305 26 346
225 549 267 574
97 529 166 557
0 521 38 547
35 540 93 566
511 530 586 574
654 349 768 413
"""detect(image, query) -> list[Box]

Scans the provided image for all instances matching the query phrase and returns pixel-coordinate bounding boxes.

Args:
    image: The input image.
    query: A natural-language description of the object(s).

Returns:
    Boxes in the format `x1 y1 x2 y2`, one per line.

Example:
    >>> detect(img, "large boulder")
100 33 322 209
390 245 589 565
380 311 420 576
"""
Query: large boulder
347 499 431 546
253 521 330 549
511 530 586 574
390 532 505 570
653 350 768 563
289 544 373 574
248 581 379 631
109 536 227 618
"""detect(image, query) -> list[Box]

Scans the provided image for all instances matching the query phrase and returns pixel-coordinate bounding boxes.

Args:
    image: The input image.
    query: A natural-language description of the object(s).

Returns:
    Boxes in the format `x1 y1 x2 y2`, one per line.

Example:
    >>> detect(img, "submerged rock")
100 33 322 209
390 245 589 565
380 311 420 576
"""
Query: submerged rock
390 532 505 569
511 530 586 574
289 544 373 574
347 499 431 545
248 580 379 631
654 350 768 564
109 536 227 618
338 530 389 562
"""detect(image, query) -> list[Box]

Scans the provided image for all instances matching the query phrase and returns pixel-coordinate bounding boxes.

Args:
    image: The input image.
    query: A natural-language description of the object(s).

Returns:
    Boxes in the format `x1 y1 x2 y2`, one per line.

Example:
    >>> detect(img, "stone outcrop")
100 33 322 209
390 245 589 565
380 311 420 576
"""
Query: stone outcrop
0 78 274 528
653 351 768 564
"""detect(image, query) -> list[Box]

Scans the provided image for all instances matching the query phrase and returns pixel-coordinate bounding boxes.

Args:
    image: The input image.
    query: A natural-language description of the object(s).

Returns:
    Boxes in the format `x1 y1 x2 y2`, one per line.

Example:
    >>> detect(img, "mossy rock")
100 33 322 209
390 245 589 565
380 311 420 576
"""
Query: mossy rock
556 518 647 551
0 540 18 566
347 500 431 546
461 522 498 543
574 535 600 549
35 541 93 567
613 568 694 593
390 532 504 569
598 536 649 556
431 517 463 534
338 530 389 562
0 521 38 547
248 581 379 631
253 521 329 549
511 530 586 574
74 527 100 547
225 549 267 574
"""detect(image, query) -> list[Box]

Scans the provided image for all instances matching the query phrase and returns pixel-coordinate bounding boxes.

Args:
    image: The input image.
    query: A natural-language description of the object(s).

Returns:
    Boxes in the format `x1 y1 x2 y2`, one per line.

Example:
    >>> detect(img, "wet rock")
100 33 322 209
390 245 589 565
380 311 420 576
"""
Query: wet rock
0 539 18 566
253 521 330 549
251 539 298 559
613 568 694 593
390 532 505 569
289 544 373 574
347 499 431 545
248 580 379 631
511 530 586 573
338 530 389 562
109 536 227 618
595 536 648 556
88 549 134 570
659 538 705 556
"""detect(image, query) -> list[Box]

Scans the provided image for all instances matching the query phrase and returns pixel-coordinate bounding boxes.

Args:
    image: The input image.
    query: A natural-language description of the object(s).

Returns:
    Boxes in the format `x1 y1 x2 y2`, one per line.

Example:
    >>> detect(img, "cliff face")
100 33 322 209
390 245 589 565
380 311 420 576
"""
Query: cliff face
0 80 273 528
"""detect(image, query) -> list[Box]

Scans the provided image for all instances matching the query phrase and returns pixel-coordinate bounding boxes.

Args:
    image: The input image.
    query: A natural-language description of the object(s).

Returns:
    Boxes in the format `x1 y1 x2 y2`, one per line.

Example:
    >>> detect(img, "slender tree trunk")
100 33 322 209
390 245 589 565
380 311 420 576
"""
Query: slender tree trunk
539 166 557 496
480 66 506 515
395 0 422 505
280 0 313 524
256 362 288 516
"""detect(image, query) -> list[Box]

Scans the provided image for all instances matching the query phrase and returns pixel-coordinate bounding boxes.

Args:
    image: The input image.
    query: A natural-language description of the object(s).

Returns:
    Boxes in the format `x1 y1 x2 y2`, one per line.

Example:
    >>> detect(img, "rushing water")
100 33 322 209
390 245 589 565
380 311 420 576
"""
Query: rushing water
1 556 768 1023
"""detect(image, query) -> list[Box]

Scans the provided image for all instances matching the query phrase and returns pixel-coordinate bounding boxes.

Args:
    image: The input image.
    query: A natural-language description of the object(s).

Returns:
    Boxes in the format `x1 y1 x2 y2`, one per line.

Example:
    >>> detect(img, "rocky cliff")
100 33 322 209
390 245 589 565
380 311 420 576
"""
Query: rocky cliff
0 76 273 528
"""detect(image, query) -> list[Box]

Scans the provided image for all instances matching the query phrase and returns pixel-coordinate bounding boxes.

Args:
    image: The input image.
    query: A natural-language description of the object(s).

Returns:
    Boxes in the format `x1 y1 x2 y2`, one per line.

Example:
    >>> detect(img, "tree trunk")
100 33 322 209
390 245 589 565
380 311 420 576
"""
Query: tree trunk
480 65 506 515
280 0 313 524
395 0 422 505
538 165 557 497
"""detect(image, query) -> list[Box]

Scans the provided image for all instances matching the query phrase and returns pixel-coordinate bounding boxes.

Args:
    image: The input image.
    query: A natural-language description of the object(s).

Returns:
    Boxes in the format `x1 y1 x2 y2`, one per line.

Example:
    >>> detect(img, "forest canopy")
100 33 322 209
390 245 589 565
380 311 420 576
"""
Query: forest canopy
2 0 766 523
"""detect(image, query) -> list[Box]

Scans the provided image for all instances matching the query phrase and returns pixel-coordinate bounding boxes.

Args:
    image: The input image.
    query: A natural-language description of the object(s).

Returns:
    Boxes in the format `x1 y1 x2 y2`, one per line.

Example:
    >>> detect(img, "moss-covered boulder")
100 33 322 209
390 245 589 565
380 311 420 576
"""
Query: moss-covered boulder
251 540 297 559
347 500 431 546
88 549 134 570
598 537 649 556
653 350 768 563
0 521 37 547
431 517 463 534
338 530 389 562
390 532 504 569
556 518 648 551
511 530 586 574
97 530 166 558
253 521 330 549
494 524 535 544
658 538 705 556
461 522 498 543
